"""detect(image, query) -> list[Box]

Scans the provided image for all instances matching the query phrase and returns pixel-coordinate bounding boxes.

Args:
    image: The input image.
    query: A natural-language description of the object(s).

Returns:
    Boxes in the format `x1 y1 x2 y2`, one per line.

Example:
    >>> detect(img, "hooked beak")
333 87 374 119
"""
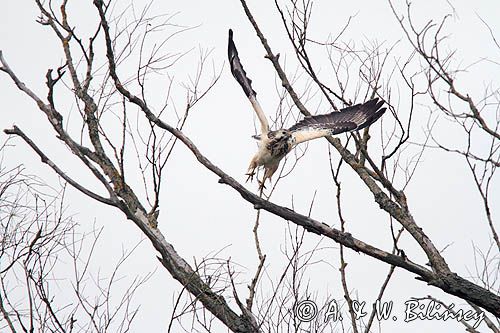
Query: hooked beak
251 134 261 140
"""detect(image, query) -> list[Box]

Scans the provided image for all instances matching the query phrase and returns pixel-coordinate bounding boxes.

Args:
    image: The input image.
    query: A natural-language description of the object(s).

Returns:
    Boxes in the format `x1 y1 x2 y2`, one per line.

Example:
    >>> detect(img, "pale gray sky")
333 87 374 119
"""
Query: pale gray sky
1 0 499 331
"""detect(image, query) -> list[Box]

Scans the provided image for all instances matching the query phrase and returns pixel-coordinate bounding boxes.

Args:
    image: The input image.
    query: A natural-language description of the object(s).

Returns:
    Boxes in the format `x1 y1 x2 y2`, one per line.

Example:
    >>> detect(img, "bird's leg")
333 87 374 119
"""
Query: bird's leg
246 157 258 182
259 164 278 191
257 178 267 190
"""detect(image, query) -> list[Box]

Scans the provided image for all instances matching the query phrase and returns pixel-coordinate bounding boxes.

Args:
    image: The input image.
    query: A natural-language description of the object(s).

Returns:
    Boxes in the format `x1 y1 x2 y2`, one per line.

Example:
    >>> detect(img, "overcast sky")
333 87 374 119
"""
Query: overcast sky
1 0 499 332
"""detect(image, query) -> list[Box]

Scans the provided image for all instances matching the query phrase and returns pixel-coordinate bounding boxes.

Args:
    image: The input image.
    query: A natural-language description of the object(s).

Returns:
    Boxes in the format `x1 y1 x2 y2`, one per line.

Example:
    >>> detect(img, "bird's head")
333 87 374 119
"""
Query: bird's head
252 129 290 141
268 129 290 140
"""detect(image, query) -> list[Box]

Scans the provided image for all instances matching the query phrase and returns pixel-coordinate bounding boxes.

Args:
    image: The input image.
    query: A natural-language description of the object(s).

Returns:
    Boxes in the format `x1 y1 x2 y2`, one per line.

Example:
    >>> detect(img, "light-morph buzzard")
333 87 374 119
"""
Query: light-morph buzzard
228 29 386 189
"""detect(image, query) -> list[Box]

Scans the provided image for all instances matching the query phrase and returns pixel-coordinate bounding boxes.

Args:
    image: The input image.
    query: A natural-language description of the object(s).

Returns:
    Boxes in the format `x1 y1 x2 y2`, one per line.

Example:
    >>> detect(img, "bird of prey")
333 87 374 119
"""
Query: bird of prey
228 29 386 189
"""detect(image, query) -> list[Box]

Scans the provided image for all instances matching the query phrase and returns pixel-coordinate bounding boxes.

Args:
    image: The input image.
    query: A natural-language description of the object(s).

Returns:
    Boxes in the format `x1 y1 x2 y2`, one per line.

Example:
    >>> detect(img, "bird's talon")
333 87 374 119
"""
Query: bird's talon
245 172 255 183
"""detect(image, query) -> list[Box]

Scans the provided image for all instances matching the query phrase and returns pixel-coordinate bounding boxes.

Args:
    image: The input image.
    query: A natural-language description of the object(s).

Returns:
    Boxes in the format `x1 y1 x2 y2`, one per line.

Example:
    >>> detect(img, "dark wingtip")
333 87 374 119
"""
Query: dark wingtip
364 97 384 111
351 98 386 130
228 29 235 58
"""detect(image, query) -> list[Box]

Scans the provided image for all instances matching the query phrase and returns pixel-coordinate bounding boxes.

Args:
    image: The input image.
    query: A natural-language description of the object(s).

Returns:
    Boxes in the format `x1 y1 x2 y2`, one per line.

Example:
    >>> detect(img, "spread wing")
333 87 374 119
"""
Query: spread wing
228 29 269 135
289 98 386 145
